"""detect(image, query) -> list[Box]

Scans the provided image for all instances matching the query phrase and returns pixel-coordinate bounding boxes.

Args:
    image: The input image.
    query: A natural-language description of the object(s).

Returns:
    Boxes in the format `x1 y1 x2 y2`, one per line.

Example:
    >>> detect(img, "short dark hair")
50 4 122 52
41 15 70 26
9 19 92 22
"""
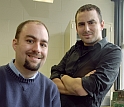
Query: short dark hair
15 20 49 39
75 4 102 24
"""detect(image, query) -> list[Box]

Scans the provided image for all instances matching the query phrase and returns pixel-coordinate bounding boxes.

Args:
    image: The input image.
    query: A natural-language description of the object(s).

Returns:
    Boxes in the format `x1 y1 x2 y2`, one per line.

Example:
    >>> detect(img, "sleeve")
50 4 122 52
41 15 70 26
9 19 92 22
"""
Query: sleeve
82 45 122 97
50 46 75 80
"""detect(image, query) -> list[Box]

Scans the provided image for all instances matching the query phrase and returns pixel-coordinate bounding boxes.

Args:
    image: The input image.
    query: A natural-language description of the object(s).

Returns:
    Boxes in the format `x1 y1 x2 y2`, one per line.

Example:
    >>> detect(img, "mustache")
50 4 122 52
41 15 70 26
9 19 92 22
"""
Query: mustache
82 31 93 35
83 32 93 35
26 52 43 59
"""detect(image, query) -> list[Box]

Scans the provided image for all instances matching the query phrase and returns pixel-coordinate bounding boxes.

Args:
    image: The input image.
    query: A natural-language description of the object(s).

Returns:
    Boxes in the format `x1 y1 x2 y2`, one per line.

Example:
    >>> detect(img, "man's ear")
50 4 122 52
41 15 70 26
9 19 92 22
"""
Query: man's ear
101 20 104 30
12 39 18 50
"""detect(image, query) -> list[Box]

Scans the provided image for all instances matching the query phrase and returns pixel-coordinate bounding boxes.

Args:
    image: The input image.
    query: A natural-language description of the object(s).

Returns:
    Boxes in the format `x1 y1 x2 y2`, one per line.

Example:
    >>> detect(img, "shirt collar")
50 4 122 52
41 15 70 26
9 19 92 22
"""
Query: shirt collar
76 37 108 49
95 37 108 49
9 59 38 79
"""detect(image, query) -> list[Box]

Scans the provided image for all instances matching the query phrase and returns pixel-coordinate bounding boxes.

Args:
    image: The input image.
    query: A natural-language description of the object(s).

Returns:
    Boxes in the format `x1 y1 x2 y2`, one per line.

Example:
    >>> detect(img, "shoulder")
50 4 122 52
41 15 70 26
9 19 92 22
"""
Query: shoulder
0 64 9 74
98 38 121 51
0 64 10 85
105 42 121 48
101 42 122 61
103 42 121 53
38 73 58 88
66 40 83 55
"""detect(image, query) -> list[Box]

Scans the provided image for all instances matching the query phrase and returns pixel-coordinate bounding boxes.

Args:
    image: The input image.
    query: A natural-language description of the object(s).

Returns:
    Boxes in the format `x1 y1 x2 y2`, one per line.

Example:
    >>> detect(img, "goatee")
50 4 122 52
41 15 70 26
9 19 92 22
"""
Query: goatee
23 59 41 71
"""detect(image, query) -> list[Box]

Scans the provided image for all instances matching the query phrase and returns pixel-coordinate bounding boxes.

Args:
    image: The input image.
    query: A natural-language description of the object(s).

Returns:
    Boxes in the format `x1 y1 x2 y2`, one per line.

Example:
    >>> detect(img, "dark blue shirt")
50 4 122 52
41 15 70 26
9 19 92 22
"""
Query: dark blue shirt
50 37 122 107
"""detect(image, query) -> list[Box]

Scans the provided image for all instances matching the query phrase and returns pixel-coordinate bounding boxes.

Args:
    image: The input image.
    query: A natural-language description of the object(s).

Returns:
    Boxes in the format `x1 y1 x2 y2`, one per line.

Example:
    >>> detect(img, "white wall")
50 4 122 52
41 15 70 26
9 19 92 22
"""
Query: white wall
0 0 114 77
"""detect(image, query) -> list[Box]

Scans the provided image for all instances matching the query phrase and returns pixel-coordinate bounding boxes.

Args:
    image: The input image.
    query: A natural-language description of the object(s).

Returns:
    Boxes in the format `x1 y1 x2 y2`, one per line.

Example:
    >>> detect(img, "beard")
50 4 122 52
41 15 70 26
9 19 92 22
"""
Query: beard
23 59 41 71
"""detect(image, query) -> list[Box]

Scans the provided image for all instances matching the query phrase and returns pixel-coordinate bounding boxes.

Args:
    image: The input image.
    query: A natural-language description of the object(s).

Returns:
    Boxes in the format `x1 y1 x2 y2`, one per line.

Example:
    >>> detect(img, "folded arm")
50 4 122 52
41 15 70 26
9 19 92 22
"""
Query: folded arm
52 70 96 96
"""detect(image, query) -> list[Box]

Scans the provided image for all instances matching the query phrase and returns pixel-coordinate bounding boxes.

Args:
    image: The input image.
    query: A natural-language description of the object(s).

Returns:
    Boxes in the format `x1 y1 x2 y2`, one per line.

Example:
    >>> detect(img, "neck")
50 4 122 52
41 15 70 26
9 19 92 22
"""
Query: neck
14 61 37 79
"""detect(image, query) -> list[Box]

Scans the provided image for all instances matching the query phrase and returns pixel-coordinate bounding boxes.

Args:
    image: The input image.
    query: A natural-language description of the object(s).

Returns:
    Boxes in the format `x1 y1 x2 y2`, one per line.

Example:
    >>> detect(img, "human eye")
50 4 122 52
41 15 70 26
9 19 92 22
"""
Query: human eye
89 21 93 24
88 20 96 25
78 22 85 26
26 39 34 44
40 43 47 48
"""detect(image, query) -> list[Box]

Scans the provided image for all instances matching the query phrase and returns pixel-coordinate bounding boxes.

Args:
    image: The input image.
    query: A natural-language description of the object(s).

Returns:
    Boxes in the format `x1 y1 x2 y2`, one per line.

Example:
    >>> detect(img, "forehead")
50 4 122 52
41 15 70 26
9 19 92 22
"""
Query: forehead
76 10 99 22
20 22 49 40
22 22 45 32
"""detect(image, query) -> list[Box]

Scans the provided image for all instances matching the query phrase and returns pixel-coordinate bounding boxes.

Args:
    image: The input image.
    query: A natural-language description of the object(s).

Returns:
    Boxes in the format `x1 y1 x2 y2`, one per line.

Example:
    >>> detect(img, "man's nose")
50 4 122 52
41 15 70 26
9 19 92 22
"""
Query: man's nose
84 24 90 32
32 43 41 53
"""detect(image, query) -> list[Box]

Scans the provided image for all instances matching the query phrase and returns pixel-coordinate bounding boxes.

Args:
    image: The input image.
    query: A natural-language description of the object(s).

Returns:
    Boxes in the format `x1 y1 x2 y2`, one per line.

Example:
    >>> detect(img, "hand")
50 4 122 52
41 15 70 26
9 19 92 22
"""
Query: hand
85 70 96 77
61 75 88 96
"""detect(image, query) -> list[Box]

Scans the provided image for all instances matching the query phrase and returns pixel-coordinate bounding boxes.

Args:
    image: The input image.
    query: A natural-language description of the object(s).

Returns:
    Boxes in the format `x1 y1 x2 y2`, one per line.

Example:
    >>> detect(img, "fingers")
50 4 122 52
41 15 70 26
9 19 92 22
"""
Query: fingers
85 70 96 77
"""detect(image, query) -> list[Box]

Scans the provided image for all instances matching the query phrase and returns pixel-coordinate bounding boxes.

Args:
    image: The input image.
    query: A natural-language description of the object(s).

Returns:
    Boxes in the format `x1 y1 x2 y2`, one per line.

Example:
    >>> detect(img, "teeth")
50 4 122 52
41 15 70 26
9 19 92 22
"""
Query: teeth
28 54 43 59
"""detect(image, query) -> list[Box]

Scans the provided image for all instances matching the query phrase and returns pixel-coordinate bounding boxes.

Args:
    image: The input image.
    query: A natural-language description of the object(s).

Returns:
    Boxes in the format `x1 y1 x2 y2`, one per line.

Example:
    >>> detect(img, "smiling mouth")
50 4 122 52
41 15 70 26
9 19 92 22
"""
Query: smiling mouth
83 33 92 36
28 54 43 59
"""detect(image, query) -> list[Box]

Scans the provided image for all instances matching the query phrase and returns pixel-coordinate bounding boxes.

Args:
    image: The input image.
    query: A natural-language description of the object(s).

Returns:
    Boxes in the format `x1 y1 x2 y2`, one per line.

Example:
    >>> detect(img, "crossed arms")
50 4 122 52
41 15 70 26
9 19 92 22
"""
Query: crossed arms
52 70 96 96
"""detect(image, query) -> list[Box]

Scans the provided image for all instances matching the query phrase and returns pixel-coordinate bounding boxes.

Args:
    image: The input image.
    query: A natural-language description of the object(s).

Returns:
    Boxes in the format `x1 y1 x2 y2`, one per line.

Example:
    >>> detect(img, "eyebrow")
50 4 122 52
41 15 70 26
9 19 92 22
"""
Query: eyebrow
78 19 96 24
25 35 48 43
26 35 36 39
87 19 96 23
